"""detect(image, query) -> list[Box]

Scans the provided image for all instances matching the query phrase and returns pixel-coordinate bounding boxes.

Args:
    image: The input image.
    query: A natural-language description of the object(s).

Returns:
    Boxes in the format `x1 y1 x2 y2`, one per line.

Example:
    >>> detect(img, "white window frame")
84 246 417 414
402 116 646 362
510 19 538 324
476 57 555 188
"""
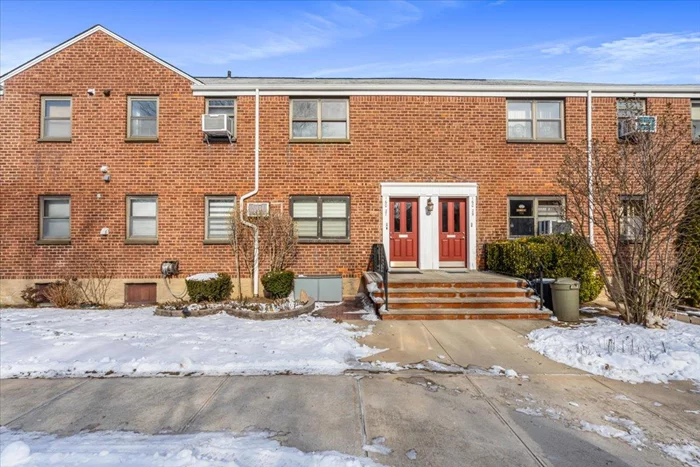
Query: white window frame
617 98 646 140
507 196 566 239
506 100 565 142
39 195 71 242
691 100 700 141
126 195 158 243
290 98 350 141
205 98 237 141
40 96 72 140
204 195 236 243
290 195 350 243
620 195 644 242
127 96 159 140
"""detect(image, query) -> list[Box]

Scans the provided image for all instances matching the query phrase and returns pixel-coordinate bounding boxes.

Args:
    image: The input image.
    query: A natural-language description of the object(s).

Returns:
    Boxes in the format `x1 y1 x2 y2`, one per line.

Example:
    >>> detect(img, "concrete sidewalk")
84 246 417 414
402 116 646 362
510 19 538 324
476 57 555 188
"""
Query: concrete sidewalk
2 320 698 467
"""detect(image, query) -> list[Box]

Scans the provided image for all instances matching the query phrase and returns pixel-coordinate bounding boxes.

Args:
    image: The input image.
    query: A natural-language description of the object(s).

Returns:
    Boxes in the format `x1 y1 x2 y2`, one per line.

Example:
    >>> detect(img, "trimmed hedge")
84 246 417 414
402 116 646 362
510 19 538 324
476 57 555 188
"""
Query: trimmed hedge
186 273 233 302
676 174 700 307
262 270 295 299
486 234 604 302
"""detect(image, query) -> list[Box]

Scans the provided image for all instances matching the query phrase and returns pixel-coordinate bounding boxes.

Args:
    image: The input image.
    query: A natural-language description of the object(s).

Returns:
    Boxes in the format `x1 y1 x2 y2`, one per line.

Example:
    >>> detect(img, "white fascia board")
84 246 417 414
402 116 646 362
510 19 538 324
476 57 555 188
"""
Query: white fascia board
381 182 479 197
0 25 202 86
192 83 700 98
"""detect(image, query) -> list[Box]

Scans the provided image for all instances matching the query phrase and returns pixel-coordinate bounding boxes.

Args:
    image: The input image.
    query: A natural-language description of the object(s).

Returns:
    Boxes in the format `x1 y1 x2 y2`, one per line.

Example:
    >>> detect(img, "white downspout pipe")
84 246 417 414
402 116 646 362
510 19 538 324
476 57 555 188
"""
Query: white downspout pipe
587 90 595 246
240 88 260 296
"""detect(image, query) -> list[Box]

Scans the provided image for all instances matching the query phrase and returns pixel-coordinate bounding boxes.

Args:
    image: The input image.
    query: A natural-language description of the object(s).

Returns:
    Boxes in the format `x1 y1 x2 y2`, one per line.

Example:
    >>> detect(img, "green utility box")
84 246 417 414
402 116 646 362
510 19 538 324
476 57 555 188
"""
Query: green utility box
294 275 343 302
551 277 581 322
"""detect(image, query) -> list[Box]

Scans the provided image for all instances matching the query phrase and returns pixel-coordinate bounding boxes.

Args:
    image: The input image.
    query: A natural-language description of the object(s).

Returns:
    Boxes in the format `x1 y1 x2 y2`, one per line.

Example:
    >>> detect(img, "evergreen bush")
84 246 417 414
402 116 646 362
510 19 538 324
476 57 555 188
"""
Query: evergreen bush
261 270 295 299
185 273 233 302
486 234 604 302
676 174 700 307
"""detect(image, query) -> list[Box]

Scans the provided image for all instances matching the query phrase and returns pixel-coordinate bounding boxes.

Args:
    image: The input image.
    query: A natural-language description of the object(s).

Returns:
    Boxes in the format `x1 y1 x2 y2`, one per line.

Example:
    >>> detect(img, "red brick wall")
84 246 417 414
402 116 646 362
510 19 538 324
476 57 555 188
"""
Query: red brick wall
0 31 693 287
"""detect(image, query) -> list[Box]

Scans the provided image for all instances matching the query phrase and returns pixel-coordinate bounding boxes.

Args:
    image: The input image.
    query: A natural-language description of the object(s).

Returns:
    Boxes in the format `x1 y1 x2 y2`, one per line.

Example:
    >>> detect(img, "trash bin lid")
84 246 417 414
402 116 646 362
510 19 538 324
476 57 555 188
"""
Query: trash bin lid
552 277 580 289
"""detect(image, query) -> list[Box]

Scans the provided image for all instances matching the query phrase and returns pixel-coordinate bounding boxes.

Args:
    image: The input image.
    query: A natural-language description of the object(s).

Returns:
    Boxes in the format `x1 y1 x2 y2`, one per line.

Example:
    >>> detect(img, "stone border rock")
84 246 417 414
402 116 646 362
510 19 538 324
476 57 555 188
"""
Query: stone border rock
224 298 316 320
155 299 315 320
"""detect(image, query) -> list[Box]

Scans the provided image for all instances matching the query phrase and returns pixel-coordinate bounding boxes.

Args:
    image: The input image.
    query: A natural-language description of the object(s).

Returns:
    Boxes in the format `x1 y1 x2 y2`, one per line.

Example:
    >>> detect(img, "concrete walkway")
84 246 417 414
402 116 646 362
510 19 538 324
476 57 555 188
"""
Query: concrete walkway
2 320 698 467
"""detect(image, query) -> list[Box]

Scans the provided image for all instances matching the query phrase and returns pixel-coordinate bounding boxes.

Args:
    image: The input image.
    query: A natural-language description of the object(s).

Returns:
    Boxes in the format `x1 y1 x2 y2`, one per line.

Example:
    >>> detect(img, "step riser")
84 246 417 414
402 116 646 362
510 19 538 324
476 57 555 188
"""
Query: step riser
381 312 550 320
389 302 538 310
387 282 526 289
388 291 530 298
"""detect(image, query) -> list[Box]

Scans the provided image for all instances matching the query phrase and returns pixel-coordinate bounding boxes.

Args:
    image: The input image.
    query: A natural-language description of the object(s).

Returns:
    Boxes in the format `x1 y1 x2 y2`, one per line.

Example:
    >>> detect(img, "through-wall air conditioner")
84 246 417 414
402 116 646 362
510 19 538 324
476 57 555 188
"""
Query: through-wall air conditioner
202 114 234 143
247 202 270 217
619 115 657 138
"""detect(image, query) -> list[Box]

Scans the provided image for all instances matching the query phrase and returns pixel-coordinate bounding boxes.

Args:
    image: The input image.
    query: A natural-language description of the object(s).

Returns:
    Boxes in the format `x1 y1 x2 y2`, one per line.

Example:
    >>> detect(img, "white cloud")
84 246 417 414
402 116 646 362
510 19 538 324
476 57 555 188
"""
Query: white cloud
0 37 57 75
541 45 571 56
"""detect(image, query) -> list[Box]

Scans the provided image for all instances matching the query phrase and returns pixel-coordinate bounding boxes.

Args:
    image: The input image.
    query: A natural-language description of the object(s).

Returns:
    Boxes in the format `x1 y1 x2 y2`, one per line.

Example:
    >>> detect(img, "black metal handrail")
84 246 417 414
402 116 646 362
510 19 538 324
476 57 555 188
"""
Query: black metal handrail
368 243 389 311
520 243 546 311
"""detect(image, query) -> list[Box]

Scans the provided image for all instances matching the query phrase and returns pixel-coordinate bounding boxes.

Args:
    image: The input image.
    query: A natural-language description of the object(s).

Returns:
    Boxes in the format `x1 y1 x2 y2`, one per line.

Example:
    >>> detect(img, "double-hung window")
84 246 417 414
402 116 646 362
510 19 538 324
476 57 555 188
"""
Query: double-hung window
205 196 235 242
507 100 564 141
127 96 159 139
290 99 349 140
39 196 71 242
205 98 236 141
620 195 644 242
291 196 350 242
40 97 72 140
617 99 646 139
692 100 700 141
508 196 565 238
126 196 158 242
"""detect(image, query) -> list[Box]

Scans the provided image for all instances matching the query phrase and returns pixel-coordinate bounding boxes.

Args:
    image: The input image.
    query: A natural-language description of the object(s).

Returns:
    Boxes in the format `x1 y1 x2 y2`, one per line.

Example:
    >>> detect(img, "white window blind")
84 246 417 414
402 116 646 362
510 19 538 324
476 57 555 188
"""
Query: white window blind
41 197 70 239
206 197 235 239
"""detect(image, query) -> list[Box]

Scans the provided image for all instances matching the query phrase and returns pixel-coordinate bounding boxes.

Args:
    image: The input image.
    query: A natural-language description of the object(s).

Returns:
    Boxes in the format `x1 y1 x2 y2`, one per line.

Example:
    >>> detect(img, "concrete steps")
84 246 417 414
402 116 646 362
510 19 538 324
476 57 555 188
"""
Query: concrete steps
362 270 548 320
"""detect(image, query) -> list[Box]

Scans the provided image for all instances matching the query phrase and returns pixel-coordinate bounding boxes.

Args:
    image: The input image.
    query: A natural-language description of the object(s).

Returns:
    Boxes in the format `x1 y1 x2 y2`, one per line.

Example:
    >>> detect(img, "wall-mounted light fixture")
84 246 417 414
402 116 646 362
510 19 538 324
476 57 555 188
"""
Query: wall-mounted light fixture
426 197 434 213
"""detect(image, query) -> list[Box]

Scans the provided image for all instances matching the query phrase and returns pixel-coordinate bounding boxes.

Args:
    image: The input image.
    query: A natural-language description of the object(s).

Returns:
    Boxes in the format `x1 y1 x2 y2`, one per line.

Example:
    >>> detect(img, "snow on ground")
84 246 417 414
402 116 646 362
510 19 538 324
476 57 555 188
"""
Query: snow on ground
658 442 700 467
0 307 389 378
528 317 700 384
0 427 384 467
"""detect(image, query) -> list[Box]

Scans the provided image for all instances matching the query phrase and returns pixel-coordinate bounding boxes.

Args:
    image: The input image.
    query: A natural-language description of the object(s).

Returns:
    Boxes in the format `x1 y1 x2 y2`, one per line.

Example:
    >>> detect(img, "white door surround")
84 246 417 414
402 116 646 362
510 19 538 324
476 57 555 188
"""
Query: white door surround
381 182 478 270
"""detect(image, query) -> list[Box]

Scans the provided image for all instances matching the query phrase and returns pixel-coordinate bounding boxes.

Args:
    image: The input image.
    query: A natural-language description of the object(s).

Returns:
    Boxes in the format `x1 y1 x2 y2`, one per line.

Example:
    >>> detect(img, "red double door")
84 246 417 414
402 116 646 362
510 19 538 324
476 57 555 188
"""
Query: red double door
439 198 467 267
389 198 467 268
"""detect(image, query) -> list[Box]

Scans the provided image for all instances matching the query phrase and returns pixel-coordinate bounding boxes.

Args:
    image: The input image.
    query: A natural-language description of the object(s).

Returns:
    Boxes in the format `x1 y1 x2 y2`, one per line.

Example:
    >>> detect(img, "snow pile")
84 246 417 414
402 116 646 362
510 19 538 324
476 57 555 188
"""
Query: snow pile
0 427 384 466
658 442 700 467
185 273 219 282
580 415 647 449
363 437 392 456
0 307 388 378
528 317 700 384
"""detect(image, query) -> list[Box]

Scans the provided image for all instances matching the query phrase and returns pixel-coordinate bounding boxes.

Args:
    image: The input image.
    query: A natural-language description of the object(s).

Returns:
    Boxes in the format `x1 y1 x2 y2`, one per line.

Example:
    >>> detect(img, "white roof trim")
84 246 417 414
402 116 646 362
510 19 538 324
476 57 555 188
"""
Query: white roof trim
192 83 700 98
0 25 202 85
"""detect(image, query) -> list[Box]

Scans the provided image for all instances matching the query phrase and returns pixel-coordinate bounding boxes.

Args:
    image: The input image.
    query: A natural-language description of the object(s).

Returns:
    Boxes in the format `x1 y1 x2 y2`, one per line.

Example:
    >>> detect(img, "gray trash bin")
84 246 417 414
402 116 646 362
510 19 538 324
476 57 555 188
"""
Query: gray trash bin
551 278 580 322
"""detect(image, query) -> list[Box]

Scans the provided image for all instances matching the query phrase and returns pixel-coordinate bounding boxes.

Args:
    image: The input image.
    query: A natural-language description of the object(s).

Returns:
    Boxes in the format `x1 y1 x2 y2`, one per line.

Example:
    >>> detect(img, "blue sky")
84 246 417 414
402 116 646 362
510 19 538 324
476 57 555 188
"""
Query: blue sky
1 0 699 83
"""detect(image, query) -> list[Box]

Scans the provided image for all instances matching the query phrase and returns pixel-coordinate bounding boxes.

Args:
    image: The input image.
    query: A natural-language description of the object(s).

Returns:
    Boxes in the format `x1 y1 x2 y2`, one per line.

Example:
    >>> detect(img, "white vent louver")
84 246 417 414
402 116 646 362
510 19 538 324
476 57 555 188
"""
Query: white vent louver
247 202 270 217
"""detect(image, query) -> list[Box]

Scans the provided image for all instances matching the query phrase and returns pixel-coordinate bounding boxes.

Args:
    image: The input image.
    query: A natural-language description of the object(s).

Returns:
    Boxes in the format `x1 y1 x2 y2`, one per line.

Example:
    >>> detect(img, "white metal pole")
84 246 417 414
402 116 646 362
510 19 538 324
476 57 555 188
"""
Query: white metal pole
240 88 261 295
587 90 595 246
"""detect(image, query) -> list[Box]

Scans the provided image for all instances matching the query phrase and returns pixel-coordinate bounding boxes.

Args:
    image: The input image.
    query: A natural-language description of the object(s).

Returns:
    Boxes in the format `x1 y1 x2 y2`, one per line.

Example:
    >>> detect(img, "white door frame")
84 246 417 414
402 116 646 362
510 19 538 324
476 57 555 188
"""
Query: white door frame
381 182 478 270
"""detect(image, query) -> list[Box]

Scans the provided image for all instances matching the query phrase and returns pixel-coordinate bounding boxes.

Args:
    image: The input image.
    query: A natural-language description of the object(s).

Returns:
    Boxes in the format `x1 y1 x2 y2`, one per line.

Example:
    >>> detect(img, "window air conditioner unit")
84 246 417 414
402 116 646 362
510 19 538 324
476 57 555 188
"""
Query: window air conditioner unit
620 116 657 138
202 114 234 143
247 202 270 217
552 220 573 234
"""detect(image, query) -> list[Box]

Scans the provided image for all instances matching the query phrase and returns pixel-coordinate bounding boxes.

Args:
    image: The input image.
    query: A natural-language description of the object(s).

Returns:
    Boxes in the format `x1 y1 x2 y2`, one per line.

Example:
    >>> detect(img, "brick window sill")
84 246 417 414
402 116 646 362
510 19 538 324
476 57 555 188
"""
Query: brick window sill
125 239 159 245
203 239 230 245
125 138 159 143
36 239 71 245
506 139 567 144
37 138 72 143
298 239 351 244
289 139 351 144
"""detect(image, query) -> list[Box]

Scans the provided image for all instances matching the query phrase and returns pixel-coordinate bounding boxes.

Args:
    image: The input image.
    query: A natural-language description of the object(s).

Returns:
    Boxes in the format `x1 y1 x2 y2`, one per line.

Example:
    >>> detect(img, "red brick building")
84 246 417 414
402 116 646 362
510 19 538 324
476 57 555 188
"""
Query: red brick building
1 25 698 305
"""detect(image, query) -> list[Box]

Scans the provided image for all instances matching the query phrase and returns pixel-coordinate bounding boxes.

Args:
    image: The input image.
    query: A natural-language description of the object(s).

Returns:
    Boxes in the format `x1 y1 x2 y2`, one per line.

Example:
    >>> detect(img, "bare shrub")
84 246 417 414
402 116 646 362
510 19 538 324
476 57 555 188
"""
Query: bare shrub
44 279 83 308
559 103 700 326
77 260 114 306
20 285 43 307
230 206 298 297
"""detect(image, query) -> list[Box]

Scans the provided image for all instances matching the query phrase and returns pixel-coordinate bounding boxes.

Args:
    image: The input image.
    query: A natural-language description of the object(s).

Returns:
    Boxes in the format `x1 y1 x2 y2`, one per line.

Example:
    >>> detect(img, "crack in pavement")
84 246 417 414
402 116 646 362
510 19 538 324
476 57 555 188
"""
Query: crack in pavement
3 380 88 426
